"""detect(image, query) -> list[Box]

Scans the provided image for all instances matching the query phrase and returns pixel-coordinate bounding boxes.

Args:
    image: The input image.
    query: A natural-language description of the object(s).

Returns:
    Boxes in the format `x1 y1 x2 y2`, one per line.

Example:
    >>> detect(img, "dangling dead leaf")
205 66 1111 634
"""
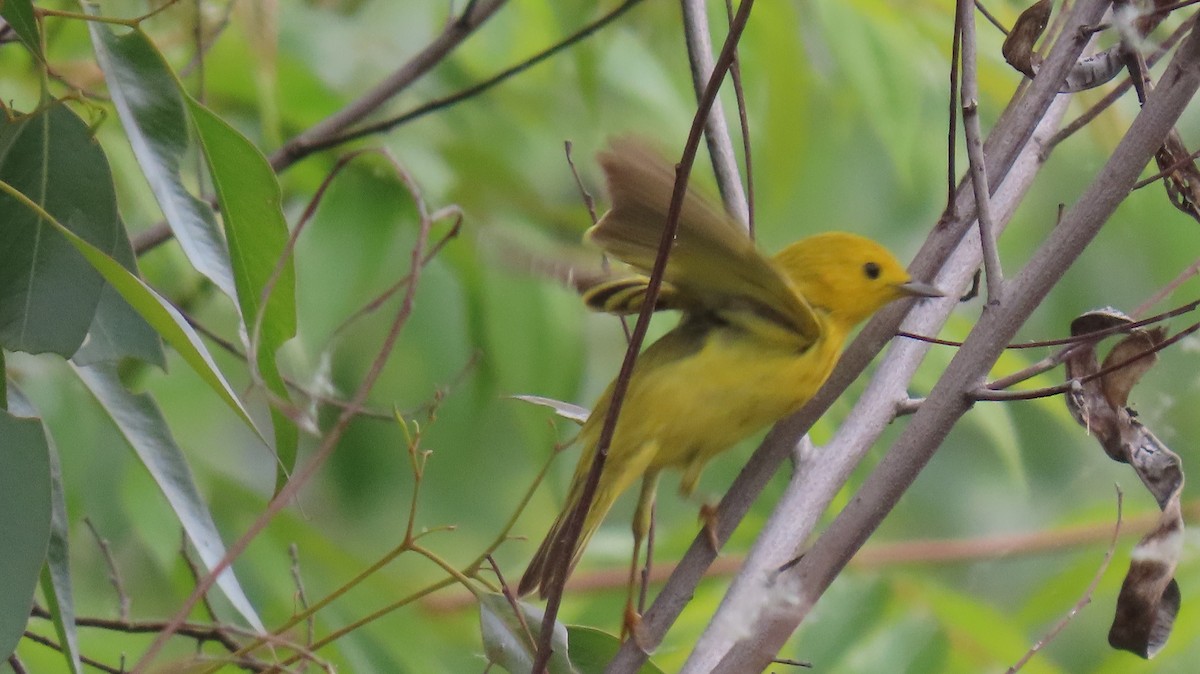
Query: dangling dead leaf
511 394 590 425
1064 307 1184 658
1153 129 1200 226
1002 0 1053 79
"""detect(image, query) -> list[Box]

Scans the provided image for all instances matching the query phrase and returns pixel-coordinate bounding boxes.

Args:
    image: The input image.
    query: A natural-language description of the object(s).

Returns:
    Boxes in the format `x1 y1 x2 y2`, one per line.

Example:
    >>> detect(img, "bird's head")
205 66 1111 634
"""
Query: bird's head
773 232 941 333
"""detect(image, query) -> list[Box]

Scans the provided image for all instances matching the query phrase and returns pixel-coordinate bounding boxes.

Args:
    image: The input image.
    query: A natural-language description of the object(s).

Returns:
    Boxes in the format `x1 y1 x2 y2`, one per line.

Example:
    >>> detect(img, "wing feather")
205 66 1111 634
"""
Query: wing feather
586 138 820 343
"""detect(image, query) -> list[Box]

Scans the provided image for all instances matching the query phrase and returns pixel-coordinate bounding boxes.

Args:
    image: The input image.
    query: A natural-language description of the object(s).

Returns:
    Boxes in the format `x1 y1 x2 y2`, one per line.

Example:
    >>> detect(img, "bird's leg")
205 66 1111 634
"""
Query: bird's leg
680 464 721 552
623 471 660 640
681 460 715 551
698 502 720 551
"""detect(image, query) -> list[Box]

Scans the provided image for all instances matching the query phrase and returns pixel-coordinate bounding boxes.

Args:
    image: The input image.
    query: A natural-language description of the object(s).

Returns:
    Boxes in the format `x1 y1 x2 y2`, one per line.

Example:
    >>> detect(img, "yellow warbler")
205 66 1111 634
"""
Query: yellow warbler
518 139 940 608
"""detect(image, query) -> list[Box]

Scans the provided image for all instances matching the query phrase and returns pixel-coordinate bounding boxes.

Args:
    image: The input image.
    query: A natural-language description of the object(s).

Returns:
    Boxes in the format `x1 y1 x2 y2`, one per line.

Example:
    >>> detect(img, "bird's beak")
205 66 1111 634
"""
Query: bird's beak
897 280 944 298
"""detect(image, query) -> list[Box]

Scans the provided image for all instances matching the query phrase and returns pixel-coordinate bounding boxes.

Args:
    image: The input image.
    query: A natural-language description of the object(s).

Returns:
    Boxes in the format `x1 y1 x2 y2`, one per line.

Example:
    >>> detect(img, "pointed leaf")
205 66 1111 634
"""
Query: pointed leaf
479 593 576 674
0 0 42 60
0 409 52 661
188 99 297 487
0 182 260 433
72 214 165 367
8 388 83 674
0 104 117 356
73 364 265 632
566 626 665 674
86 18 237 300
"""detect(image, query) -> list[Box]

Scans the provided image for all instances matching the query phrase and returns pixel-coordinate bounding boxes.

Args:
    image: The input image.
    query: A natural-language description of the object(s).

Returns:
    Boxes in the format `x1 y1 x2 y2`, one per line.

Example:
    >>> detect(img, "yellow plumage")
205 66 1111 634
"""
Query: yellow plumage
518 138 940 602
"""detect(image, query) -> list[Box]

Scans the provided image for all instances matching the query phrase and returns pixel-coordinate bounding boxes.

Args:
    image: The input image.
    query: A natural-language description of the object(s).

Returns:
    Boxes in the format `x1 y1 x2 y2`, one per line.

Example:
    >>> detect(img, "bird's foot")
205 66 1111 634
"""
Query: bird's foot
622 603 642 641
698 502 720 551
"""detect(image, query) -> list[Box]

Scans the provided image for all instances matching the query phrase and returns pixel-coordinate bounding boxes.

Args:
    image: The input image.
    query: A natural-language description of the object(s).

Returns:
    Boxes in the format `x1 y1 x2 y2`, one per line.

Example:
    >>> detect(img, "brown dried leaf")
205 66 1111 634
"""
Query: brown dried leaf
1099 327 1167 410
1063 309 1185 659
1109 494 1183 658
1002 0 1053 78
1065 309 1133 458
1153 130 1200 226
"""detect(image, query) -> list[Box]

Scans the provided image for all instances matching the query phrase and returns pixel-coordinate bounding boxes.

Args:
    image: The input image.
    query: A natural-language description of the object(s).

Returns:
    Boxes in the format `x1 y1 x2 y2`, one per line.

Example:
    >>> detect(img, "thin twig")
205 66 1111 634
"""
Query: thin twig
533 2 758 670
899 296 1200 350
1131 258 1200 316
723 0 755 236
83 518 130 621
288 544 315 649
1006 486 1124 673
180 532 220 623
960 0 1006 302
565 140 599 224
488 554 537 650
271 0 508 169
565 140 633 343
179 0 235 79
945 10 962 219
425 496 1197 612
679 0 749 226
282 0 645 167
131 152 444 673
974 0 1009 34
973 319 1200 401
1132 144 1200 190
21 632 125 674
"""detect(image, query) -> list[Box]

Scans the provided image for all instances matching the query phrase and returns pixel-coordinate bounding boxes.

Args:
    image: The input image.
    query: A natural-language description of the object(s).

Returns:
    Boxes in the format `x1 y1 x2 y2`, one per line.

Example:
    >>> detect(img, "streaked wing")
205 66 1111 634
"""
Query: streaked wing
586 137 820 342
581 276 692 315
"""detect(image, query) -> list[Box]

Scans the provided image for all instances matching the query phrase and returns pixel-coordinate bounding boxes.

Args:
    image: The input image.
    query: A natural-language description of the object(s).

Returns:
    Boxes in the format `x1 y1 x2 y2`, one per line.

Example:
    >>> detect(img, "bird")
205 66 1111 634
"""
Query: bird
517 138 941 629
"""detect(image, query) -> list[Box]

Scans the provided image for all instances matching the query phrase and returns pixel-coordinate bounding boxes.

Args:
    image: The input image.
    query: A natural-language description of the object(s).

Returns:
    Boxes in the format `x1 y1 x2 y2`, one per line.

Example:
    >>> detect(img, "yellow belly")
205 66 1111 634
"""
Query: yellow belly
578 321 841 506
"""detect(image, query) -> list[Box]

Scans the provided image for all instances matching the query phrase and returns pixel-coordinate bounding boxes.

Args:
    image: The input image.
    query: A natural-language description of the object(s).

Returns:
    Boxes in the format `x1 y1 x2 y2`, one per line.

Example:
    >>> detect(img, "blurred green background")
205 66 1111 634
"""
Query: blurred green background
5 0 1200 671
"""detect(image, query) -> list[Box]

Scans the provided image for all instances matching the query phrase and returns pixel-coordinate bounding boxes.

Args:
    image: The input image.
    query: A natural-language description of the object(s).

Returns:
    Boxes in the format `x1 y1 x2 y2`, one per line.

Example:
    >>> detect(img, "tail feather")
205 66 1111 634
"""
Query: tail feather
518 468 621 598
518 497 604 599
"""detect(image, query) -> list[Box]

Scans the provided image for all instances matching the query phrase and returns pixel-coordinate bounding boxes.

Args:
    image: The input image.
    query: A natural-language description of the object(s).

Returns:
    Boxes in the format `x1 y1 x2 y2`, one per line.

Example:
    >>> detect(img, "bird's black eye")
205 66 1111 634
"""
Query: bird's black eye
863 261 881 280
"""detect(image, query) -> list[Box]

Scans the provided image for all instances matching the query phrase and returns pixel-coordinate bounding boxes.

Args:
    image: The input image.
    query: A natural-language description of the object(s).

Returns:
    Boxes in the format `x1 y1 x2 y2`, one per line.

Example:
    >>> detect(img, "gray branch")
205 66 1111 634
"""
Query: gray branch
709 17 1200 672
606 0 1120 670
679 88 1074 673
680 0 750 226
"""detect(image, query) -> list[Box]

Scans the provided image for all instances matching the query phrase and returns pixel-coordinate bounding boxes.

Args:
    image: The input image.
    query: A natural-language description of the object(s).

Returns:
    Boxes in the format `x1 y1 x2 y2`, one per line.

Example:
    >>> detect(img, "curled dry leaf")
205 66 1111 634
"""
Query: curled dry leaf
999 0 1181 93
1064 308 1183 658
512 394 591 426
1002 0 1053 79
1153 128 1200 225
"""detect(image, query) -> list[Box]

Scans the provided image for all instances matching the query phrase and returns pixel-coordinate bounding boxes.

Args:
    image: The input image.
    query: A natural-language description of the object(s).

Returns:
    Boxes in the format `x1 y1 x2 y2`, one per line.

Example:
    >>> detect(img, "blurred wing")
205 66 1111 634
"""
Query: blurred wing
581 276 692 315
587 137 820 342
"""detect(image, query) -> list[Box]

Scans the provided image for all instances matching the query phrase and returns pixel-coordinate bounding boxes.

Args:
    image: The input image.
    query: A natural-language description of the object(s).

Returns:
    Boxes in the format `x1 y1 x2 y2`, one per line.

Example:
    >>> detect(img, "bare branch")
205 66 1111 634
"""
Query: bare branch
680 0 749 226
133 152 445 672
707 19 1200 671
1005 487 1124 673
960 0 1006 302
271 0 507 169
609 0 1119 668
538 4 760 669
84 518 130 622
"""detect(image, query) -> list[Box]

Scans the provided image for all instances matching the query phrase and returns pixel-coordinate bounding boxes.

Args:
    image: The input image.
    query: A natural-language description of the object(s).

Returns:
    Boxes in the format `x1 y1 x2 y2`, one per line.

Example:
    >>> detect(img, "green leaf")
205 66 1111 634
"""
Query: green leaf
0 176 260 434
0 104 118 356
86 17 238 301
7 387 83 674
566 626 665 674
73 364 265 632
68 181 164 367
0 0 42 60
0 409 52 662
479 592 576 674
188 99 298 489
